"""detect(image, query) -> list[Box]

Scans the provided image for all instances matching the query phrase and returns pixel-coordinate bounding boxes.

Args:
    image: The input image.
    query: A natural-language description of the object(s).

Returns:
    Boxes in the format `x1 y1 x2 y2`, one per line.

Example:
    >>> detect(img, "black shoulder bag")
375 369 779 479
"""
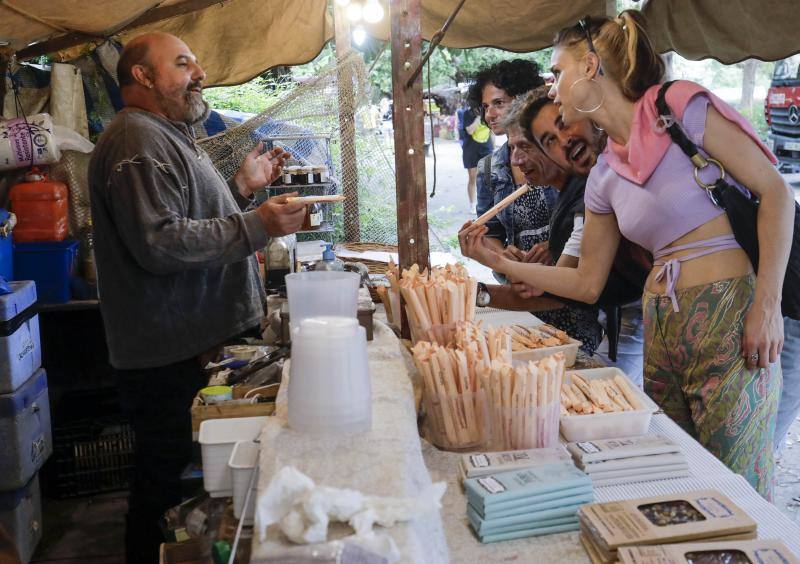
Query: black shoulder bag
656 81 800 320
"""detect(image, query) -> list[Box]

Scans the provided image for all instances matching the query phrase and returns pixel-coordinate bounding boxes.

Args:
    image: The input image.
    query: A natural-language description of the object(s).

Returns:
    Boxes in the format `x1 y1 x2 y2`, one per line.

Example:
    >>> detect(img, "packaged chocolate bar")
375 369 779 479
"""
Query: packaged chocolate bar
580 452 687 473
567 435 680 464
460 446 573 479
464 463 592 513
579 490 757 557
618 539 799 564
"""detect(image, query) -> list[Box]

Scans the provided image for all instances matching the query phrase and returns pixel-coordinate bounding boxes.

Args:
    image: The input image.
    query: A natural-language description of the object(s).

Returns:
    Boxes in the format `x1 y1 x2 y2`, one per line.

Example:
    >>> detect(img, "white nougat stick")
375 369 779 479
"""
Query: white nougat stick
469 184 530 228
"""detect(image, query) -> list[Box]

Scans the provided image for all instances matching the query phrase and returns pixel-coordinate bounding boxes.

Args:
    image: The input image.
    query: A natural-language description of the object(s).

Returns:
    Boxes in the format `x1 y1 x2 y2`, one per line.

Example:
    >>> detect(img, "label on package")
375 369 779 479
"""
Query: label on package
477 476 506 494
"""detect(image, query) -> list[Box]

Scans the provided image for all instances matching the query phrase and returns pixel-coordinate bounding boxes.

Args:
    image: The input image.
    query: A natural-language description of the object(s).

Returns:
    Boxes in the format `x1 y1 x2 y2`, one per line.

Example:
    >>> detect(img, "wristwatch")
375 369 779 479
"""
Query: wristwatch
476 282 491 307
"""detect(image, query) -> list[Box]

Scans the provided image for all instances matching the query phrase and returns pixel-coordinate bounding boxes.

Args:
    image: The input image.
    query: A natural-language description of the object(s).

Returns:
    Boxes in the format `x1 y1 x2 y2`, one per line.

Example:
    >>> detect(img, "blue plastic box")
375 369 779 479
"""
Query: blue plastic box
0 209 13 280
0 280 40 394
14 239 78 303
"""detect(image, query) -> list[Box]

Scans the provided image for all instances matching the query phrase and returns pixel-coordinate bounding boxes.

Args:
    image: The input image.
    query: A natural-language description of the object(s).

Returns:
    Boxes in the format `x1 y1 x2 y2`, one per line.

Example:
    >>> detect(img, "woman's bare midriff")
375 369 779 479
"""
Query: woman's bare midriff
644 213 754 294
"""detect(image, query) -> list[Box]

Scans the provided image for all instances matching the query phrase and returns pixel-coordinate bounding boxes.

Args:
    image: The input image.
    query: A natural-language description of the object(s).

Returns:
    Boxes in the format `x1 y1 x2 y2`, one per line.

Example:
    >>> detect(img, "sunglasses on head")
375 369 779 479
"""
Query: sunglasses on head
578 16 604 76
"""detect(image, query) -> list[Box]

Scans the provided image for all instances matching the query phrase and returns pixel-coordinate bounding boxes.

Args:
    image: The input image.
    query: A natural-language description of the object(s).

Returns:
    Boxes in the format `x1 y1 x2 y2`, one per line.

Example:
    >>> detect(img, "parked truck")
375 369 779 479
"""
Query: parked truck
765 54 800 172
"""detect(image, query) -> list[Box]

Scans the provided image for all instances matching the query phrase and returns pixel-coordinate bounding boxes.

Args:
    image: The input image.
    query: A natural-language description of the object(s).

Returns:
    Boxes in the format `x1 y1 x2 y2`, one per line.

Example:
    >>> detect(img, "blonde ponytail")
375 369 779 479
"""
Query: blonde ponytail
617 10 664 100
553 10 664 101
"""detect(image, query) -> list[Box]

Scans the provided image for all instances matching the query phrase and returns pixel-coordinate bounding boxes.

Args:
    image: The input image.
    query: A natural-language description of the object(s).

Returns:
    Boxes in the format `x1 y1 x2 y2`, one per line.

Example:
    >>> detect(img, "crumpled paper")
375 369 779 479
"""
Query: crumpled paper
257 466 447 548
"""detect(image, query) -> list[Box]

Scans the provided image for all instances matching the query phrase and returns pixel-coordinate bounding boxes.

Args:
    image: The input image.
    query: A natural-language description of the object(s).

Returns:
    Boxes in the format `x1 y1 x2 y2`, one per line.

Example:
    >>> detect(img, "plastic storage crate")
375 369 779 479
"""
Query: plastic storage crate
0 368 52 491
0 473 42 564
0 280 40 394
13 239 78 303
48 415 135 498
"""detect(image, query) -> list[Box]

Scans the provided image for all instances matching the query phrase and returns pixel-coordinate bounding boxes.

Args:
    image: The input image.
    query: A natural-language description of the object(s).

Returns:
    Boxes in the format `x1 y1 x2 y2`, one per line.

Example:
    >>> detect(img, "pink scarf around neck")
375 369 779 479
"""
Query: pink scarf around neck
604 80 777 185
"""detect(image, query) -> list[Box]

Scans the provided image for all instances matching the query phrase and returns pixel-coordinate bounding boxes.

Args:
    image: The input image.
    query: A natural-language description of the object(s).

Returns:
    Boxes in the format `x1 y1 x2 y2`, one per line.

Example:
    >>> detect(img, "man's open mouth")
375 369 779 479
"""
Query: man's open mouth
566 139 588 163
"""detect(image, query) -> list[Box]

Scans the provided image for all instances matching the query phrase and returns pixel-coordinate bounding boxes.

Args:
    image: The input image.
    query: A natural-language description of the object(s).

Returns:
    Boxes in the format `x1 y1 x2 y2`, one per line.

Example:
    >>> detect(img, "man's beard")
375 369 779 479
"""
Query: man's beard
155 85 210 125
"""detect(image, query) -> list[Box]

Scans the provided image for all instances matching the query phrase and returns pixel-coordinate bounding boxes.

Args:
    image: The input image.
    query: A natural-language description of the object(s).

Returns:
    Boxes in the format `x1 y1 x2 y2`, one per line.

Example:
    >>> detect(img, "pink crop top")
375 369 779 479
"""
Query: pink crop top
585 94 750 253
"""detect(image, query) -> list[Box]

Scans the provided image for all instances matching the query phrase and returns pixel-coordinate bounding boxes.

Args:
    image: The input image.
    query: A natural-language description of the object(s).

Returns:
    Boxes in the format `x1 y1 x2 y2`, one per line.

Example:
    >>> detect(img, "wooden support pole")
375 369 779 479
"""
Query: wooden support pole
333 3 361 242
391 0 429 340
390 0 430 274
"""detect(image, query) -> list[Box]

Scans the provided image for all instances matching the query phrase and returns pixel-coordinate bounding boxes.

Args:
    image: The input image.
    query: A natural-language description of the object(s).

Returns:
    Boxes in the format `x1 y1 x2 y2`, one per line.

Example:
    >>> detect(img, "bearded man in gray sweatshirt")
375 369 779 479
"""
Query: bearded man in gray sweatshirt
89 32 306 562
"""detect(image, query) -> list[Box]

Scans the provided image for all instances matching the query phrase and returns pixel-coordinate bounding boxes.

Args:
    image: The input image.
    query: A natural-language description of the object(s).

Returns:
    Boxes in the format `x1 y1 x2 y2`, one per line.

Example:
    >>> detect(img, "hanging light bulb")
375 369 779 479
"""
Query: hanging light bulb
335 0 350 6
362 0 384 23
346 2 363 22
352 26 367 46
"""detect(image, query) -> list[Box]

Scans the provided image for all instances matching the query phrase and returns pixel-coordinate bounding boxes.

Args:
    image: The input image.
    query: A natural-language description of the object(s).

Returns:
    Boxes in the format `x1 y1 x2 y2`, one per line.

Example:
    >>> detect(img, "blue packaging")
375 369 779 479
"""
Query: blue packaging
0 209 13 280
13 239 78 303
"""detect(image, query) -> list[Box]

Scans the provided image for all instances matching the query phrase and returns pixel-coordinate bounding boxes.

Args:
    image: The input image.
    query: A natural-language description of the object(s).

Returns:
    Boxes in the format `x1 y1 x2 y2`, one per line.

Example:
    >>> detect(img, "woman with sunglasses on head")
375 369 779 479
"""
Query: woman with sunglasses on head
461 11 794 498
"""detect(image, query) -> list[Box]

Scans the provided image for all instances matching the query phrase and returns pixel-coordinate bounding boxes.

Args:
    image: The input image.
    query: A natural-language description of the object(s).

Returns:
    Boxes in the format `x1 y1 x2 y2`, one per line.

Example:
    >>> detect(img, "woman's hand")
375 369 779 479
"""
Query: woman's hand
742 299 784 369
459 222 504 271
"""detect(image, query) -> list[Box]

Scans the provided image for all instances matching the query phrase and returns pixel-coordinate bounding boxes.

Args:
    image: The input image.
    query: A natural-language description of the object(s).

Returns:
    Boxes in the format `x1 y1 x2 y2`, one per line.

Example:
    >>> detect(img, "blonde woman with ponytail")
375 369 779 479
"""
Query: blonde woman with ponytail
461 11 795 498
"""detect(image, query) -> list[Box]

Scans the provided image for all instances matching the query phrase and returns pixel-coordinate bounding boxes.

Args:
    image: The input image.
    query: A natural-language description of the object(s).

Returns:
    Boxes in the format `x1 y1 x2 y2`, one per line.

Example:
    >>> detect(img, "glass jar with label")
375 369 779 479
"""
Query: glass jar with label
312 166 325 184
301 202 324 231
299 166 314 184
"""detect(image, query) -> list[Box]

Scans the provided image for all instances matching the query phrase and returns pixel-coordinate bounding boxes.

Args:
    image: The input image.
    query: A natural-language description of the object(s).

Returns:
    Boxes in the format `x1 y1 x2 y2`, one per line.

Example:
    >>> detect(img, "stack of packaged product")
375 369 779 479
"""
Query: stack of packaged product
463 448 593 543
578 490 757 563
566 435 689 487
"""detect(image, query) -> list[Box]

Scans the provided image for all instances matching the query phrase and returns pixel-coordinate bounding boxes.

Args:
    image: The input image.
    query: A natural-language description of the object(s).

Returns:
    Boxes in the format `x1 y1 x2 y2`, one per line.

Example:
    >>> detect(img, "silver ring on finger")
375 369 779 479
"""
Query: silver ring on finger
749 352 759 363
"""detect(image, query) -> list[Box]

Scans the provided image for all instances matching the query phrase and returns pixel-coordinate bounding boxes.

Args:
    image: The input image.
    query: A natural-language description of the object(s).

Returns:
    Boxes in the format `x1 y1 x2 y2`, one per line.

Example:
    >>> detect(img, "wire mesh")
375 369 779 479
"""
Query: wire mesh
200 52 400 244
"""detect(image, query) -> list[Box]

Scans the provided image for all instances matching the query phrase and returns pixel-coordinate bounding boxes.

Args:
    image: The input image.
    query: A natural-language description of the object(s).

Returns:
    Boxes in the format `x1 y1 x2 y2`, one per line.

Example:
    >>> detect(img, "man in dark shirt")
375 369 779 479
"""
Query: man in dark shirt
89 32 306 562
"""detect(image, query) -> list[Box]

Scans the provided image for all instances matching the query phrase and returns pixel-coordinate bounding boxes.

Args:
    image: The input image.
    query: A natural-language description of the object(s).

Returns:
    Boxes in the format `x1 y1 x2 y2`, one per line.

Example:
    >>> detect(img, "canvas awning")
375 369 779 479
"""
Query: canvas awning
2 0 799 87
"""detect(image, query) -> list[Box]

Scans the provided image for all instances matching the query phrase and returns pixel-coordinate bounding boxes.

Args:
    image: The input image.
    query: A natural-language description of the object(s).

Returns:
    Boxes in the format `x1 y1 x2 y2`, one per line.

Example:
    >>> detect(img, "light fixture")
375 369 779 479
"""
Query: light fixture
352 26 367 46
346 3 362 22
335 0 350 6
362 0 384 23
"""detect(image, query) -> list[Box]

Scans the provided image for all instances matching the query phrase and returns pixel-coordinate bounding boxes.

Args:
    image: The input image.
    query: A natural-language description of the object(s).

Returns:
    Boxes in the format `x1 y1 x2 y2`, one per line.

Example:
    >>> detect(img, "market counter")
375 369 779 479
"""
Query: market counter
250 318 800 562
250 321 449 562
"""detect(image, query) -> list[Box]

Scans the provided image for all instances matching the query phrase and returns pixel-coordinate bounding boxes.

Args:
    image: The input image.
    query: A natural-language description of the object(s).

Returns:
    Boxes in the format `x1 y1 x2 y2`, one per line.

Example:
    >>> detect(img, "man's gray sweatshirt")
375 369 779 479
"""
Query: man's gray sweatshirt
89 108 268 369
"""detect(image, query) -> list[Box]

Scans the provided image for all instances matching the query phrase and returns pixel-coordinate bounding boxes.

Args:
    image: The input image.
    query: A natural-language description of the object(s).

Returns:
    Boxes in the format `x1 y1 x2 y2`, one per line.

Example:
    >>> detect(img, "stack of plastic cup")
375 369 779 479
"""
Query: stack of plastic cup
288 316 371 435
285 271 359 327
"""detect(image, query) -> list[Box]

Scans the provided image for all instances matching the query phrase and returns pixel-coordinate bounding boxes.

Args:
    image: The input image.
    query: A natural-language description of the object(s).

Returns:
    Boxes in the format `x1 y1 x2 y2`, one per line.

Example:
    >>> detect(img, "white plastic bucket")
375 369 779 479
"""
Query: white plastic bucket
198 417 267 497
228 440 259 523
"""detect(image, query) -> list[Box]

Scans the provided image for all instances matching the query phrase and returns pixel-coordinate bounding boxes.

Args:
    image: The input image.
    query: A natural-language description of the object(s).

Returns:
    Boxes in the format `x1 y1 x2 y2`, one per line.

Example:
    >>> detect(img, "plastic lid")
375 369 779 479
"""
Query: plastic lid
322 243 335 261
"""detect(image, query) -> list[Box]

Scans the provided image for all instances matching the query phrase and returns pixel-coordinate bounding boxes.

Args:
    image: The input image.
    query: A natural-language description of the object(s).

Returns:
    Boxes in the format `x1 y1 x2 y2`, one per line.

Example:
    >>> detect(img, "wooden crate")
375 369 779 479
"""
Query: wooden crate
190 384 277 437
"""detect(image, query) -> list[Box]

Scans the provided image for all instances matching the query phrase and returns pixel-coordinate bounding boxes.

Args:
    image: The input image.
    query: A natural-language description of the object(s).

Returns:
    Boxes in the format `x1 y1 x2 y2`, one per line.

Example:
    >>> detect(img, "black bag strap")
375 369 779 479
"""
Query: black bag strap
655 81 729 202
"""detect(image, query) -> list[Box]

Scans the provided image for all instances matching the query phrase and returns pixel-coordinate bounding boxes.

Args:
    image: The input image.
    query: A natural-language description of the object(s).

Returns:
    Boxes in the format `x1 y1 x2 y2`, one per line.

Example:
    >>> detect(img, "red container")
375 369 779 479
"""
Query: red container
9 169 68 243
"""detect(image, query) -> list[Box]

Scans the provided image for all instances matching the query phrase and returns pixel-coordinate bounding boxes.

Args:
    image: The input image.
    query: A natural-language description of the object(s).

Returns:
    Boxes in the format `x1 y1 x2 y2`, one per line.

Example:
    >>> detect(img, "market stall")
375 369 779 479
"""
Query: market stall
2 1 800 563
228 308 800 561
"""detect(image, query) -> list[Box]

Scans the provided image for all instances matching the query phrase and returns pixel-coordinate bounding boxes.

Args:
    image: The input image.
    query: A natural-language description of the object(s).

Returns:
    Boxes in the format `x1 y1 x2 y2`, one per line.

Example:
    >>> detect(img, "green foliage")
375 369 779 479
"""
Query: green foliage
203 76 294 114
738 104 769 141
360 40 553 97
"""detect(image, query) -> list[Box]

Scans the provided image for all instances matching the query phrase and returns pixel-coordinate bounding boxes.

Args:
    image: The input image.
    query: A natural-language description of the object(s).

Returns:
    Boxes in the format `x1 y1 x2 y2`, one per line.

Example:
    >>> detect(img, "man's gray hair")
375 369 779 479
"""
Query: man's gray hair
500 95 528 133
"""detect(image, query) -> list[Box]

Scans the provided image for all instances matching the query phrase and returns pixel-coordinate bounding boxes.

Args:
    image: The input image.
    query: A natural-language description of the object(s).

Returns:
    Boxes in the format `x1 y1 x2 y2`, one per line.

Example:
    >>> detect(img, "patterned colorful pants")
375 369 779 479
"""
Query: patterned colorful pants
643 275 781 499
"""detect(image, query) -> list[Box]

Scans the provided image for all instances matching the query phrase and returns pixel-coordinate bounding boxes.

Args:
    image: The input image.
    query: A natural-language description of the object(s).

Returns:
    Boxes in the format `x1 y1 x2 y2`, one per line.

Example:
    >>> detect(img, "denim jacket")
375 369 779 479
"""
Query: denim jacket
476 142 557 247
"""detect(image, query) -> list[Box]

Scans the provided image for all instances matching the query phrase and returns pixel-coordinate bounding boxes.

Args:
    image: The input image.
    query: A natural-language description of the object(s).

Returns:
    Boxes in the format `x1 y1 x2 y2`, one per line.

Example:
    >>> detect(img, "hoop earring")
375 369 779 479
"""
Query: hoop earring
569 76 604 113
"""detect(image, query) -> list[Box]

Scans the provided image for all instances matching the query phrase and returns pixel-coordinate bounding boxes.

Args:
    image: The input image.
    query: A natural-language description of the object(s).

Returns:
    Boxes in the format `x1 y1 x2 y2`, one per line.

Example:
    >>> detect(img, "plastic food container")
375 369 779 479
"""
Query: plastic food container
228 440 258 523
559 368 658 442
9 171 68 243
198 416 267 497
511 337 581 368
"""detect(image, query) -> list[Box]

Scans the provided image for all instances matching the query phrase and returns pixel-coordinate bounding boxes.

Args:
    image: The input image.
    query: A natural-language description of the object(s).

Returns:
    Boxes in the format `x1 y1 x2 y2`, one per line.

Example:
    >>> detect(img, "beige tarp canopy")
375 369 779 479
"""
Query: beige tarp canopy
2 0 799 86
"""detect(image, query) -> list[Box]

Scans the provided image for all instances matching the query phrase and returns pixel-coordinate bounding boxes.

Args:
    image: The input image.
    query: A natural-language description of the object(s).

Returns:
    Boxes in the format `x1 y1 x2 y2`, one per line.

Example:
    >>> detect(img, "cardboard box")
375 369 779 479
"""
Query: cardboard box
159 538 203 564
579 490 757 562
618 539 800 564
190 384 276 438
